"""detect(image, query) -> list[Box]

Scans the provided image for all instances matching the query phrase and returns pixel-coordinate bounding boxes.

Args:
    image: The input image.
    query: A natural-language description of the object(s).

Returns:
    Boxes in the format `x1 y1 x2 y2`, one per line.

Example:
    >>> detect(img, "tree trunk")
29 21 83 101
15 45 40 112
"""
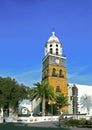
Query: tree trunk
1 108 3 117
9 107 13 117
42 95 45 116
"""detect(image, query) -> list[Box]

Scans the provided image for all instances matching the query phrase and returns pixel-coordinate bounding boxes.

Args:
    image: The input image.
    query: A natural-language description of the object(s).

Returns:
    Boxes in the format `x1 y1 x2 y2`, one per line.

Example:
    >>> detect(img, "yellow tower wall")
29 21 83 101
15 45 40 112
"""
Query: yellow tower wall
42 64 68 112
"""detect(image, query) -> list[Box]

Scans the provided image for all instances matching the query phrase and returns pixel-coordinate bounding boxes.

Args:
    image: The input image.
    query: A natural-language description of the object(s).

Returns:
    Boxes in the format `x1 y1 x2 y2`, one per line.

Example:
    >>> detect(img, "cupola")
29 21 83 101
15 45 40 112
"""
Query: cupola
45 32 62 56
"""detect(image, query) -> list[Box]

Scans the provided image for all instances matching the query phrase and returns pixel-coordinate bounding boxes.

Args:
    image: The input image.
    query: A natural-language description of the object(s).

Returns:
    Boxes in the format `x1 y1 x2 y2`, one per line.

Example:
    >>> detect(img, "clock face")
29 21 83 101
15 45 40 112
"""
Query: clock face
55 59 59 64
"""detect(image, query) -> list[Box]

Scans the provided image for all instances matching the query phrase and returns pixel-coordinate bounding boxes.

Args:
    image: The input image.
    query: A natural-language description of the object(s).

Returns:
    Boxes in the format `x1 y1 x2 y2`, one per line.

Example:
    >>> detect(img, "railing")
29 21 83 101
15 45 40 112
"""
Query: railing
0 115 59 123
17 116 59 123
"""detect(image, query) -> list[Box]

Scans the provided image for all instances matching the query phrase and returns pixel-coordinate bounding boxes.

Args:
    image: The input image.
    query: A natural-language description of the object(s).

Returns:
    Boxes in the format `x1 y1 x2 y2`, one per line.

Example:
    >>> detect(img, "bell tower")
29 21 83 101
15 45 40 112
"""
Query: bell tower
42 32 68 112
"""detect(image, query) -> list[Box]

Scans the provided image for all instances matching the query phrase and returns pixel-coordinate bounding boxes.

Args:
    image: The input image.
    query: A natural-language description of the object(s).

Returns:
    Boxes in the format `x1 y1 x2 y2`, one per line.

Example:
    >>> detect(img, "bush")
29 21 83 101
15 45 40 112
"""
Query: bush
35 119 37 121
89 116 92 122
30 119 33 122
79 118 86 125
17 119 23 121
68 119 79 126
64 118 86 127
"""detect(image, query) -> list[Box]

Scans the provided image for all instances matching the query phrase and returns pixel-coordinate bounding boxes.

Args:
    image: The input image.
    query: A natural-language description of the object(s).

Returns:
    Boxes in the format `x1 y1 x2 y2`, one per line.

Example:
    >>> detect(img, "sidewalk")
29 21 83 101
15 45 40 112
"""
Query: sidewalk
71 128 92 130
0 120 92 130
27 121 59 128
27 121 92 130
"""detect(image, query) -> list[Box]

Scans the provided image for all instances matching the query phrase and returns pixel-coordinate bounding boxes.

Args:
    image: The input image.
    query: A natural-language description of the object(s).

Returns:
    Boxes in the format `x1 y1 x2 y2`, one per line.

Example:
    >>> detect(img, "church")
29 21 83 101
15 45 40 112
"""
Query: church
42 32 92 116
42 32 68 113
17 32 92 117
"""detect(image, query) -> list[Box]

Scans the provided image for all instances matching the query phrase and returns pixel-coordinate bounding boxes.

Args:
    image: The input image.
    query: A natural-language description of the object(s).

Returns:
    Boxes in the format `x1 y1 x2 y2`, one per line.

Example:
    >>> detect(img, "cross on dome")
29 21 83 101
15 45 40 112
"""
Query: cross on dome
47 31 60 43
45 32 62 56
52 31 55 36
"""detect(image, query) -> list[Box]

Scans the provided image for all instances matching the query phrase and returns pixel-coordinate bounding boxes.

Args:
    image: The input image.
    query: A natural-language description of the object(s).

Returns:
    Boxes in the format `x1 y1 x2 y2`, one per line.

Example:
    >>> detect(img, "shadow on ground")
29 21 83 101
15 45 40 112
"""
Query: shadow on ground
0 122 70 130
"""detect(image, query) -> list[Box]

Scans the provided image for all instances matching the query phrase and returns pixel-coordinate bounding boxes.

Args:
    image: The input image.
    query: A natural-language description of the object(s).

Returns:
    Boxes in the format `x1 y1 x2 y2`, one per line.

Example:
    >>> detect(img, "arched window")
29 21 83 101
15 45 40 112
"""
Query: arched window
52 68 56 76
56 48 58 55
56 86 61 92
59 69 64 78
59 69 62 76
50 48 52 54
50 44 52 47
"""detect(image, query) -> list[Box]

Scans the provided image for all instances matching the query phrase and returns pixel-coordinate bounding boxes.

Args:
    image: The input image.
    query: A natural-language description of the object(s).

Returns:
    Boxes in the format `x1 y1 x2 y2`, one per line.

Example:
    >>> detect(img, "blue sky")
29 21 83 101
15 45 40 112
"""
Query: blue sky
0 0 92 87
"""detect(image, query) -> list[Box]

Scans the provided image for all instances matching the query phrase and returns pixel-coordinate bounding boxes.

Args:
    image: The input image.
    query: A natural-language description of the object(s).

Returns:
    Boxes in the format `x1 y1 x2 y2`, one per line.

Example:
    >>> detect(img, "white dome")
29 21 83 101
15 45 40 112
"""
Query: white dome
45 32 62 56
48 32 60 43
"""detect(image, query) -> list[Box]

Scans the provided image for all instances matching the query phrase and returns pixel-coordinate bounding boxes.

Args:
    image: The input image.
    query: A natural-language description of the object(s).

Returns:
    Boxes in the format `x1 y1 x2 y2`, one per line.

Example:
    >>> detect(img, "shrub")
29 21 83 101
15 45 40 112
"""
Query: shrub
79 118 86 125
48 118 51 120
17 119 23 121
35 119 37 121
89 116 92 122
30 119 33 122
68 119 79 126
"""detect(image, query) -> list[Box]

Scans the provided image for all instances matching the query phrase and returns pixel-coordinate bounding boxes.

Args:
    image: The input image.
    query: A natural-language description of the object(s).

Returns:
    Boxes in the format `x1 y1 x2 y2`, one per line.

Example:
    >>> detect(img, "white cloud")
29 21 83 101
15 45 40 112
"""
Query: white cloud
13 69 41 78
67 65 92 85
10 65 92 87
11 68 42 87
67 65 89 79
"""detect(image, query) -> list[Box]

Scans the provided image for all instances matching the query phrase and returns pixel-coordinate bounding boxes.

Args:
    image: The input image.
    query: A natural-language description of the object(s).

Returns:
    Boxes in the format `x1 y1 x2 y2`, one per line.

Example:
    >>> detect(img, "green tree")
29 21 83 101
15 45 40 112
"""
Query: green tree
55 93 68 112
0 76 29 116
30 81 55 116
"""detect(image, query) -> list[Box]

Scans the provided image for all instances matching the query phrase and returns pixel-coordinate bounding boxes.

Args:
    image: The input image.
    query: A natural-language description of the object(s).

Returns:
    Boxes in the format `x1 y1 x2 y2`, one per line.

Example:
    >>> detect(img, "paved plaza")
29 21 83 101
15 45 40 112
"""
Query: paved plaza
0 121 92 130
27 121 59 128
27 121 92 130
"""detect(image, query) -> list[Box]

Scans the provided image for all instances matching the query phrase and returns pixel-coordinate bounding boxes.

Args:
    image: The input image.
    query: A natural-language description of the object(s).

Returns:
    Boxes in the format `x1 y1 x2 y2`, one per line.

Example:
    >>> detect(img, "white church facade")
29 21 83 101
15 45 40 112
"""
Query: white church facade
18 32 92 117
68 83 92 116
1 32 92 118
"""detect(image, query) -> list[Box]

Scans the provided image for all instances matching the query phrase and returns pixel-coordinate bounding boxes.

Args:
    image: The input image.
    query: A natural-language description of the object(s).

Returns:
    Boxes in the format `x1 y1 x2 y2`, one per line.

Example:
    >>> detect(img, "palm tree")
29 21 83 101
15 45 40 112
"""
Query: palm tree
80 94 92 114
55 93 68 113
30 81 55 116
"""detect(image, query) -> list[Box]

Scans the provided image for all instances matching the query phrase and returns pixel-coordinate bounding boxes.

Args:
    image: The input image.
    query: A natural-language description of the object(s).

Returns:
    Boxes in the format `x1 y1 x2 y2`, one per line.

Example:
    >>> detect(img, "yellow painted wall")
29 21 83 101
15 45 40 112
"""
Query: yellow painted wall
42 64 68 112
